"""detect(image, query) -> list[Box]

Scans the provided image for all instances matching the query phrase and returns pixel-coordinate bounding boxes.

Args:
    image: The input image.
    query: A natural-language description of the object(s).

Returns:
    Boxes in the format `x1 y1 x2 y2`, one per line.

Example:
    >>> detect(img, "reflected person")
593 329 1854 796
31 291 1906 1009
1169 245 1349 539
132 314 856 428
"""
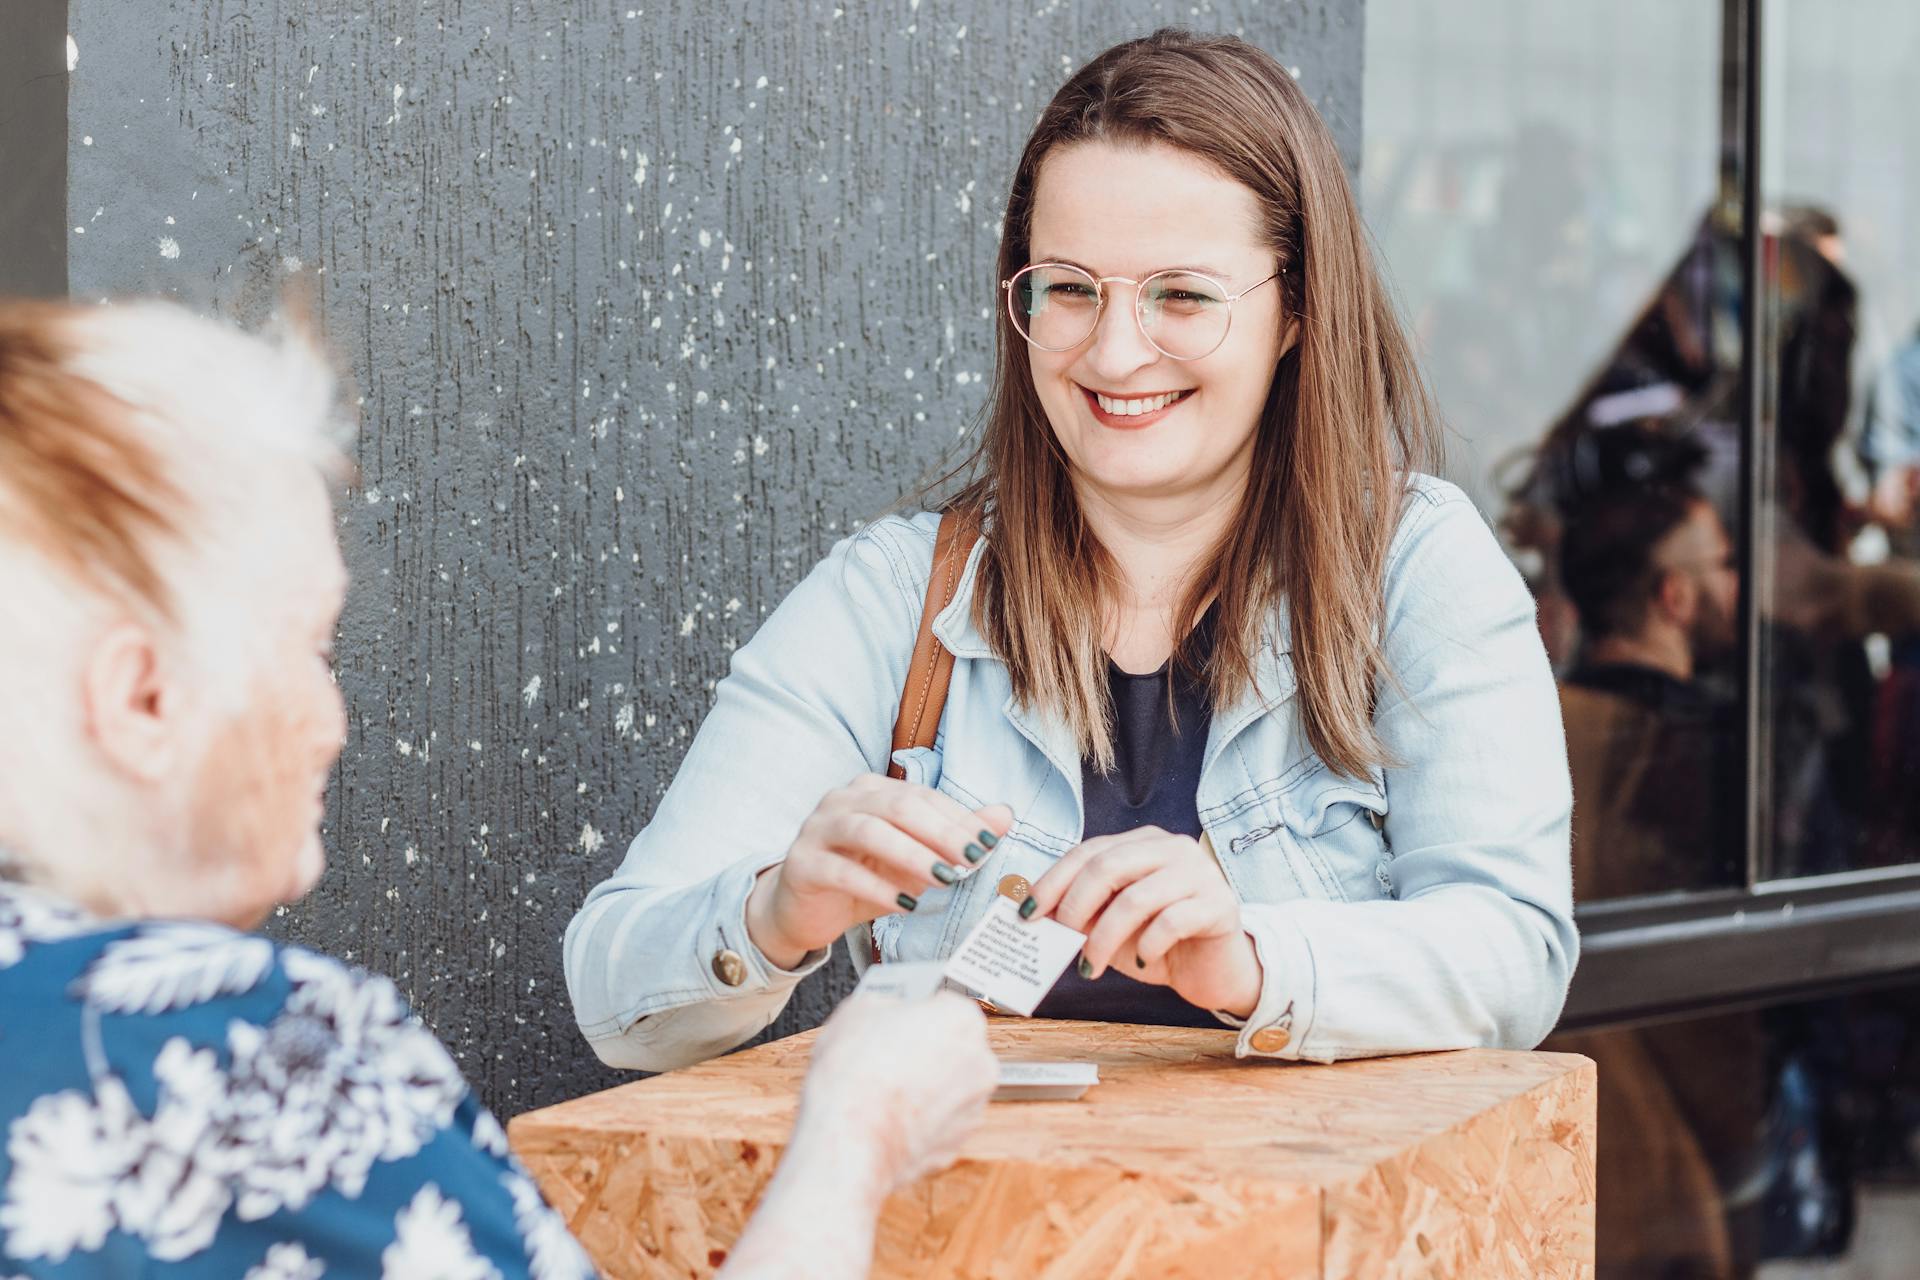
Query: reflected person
1556 480 1742 892
0 299 994 1279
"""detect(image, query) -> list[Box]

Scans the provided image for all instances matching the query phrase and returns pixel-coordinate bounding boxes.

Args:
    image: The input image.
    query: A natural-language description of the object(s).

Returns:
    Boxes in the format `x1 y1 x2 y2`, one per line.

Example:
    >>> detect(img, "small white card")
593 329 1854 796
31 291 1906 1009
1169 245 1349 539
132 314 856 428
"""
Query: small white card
995 1061 1100 1086
942 896 1088 1017
993 1061 1100 1101
850 960 947 1002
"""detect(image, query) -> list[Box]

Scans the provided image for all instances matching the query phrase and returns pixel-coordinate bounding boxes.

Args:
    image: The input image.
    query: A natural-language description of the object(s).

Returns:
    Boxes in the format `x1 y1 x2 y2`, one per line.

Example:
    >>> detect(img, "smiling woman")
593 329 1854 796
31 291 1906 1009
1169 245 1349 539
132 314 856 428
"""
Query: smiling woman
566 28 1576 1070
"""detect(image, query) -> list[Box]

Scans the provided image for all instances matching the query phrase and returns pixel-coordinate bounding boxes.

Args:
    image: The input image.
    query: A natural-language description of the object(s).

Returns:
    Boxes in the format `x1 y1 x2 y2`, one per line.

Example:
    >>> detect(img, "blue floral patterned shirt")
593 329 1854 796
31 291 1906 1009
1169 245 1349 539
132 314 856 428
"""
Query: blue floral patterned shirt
0 881 599 1279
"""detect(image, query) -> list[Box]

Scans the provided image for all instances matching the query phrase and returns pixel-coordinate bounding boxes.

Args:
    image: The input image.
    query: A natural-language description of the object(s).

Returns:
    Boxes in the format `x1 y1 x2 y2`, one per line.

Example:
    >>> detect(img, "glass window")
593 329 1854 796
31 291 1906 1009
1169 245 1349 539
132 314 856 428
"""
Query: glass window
1755 1 1920 880
1363 1 1746 897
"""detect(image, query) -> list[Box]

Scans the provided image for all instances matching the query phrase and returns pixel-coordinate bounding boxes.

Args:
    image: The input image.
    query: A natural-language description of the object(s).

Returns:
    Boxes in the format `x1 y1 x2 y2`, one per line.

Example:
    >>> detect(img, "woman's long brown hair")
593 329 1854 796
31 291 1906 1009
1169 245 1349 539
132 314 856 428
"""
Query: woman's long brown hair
936 28 1441 778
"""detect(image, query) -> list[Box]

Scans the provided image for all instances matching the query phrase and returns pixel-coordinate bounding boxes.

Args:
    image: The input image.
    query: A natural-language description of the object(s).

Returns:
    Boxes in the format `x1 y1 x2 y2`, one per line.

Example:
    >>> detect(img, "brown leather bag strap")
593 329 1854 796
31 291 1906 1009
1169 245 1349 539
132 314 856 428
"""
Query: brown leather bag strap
886 511 981 779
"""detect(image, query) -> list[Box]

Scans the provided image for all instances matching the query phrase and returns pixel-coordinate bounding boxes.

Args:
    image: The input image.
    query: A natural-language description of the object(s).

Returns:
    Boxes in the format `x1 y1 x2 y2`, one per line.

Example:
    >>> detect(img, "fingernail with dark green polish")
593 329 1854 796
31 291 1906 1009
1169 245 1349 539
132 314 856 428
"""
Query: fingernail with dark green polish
962 842 986 864
1135 955 1147 970
1077 955 1093 980
931 862 959 885
896 892 918 912
1018 896 1039 920
979 829 1000 849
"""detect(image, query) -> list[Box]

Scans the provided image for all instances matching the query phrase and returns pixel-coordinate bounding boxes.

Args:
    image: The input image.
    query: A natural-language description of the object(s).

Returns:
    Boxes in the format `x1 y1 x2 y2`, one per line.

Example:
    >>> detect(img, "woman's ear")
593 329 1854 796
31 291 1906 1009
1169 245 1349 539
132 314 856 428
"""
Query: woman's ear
82 621 182 784
1276 317 1303 360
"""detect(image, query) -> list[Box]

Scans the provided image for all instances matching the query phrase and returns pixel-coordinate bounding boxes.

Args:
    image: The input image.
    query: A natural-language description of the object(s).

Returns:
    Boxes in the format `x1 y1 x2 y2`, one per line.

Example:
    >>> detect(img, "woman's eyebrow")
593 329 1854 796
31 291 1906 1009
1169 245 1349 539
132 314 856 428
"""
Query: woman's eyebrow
1030 252 1235 279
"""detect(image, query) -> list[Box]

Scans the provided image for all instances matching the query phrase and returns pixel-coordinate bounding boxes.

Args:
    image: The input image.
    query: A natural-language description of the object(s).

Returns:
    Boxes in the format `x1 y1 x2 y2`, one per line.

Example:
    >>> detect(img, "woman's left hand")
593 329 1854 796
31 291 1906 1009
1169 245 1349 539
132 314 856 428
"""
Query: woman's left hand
1025 827 1262 1018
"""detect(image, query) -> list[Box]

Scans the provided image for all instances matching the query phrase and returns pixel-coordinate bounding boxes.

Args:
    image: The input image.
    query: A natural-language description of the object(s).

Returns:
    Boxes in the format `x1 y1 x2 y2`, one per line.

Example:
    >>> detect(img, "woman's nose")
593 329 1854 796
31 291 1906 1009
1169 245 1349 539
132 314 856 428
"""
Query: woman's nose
1081 287 1159 381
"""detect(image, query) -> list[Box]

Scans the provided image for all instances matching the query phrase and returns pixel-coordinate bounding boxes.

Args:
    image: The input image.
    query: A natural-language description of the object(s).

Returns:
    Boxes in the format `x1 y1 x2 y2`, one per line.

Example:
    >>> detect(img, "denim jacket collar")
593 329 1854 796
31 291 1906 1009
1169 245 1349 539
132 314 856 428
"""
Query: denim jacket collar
930 532 1299 786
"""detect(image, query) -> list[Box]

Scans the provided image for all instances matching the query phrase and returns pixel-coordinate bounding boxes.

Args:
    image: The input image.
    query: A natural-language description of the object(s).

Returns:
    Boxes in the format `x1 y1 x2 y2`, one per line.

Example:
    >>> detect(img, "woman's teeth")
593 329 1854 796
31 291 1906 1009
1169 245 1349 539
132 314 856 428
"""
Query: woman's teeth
1093 389 1186 417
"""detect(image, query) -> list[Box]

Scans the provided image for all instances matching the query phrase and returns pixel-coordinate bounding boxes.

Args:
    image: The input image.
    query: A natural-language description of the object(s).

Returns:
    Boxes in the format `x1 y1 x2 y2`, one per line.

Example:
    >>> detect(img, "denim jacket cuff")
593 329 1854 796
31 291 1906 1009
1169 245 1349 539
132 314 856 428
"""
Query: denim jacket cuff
712 855 832 995
1227 908 1316 1060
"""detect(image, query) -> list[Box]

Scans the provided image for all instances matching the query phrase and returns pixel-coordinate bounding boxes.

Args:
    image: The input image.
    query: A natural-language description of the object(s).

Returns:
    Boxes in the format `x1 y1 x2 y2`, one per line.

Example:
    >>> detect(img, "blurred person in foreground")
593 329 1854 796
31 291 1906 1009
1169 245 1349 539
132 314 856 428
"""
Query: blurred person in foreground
0 298 994 1278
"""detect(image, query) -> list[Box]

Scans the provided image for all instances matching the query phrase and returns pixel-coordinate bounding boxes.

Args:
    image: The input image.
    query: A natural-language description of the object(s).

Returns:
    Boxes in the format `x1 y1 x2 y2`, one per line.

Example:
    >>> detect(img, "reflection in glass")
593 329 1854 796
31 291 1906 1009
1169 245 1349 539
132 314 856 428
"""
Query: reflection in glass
1757 2 1920 879
1362 0 1747 898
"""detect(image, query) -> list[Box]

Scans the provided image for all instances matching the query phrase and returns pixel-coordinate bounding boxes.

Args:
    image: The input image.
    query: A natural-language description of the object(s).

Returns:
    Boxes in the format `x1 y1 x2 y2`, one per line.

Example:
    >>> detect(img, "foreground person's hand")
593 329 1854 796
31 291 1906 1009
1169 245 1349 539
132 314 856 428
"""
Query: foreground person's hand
717 992 994 1279
745 774 1014 969
797 991 996 1191
1026 825 1263 1018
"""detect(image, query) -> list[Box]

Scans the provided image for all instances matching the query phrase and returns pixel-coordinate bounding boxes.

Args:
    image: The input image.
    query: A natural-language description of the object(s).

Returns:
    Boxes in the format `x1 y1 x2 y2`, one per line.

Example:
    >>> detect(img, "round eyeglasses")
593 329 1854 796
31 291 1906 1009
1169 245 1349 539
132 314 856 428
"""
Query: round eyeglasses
1002 262 1282 362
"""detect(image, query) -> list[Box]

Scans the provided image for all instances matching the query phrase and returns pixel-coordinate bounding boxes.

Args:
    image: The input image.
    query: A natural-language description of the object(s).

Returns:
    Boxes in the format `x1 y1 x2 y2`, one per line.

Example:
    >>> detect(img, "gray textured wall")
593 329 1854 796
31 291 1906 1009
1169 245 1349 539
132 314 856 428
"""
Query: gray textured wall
65 0 1364 1116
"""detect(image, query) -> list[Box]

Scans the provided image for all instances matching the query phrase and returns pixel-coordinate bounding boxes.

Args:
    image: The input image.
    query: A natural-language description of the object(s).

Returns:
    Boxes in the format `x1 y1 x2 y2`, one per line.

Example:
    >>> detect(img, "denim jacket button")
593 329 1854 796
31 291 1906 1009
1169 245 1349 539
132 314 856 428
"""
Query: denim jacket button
1250 1026 1291 1054
711 949 749 987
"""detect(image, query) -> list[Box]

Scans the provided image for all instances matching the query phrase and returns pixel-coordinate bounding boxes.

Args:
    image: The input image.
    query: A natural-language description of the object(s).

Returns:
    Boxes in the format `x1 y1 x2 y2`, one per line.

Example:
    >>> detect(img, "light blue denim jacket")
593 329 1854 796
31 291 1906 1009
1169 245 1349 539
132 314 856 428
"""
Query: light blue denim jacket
564 475 1577 1072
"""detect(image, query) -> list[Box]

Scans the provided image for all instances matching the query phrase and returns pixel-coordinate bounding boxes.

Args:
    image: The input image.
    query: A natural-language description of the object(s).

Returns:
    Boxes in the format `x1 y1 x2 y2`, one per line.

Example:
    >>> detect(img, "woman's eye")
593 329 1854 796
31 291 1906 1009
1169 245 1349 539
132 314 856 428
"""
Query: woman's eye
1047 282 1097 300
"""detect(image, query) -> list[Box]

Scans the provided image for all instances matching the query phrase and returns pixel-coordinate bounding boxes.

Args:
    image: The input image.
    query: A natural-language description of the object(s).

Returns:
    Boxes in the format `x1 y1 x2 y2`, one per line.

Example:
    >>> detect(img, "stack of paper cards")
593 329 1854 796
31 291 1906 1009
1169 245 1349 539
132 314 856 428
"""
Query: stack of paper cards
992 1060 1101 1101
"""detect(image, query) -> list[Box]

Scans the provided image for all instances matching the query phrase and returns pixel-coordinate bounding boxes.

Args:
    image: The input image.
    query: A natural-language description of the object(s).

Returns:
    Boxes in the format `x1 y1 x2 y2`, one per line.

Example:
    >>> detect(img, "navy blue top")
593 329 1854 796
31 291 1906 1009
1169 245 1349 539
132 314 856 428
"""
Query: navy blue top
1032 607 1224 1028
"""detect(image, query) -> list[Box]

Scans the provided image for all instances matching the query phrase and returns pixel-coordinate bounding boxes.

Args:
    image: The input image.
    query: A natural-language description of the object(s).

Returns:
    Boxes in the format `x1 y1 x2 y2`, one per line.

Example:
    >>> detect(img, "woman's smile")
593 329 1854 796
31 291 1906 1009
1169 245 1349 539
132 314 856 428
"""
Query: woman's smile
1079 384 1196 429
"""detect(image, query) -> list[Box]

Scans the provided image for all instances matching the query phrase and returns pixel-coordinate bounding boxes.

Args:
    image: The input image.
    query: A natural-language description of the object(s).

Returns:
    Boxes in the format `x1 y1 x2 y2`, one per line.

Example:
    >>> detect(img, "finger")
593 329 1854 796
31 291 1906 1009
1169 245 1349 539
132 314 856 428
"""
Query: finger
1026 827 1165 918
1051 842 1176 935
1081 868 1194 977
825 811 954 895
1134 897 1232 968
973 803 1016 845
871 781 1004 873
813 855 922 919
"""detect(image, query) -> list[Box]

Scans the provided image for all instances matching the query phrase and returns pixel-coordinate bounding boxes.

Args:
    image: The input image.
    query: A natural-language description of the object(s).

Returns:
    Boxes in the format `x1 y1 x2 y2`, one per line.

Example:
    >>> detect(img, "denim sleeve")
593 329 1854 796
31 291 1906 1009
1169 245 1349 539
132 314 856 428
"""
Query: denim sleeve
563 520 927 1072
1236 484 1578 1061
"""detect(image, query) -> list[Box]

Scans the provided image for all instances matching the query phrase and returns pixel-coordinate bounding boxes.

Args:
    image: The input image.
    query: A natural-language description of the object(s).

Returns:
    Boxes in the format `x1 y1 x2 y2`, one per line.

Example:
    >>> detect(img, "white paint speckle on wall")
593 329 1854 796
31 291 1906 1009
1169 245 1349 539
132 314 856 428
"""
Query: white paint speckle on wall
157 237 180 259
66 35 78 71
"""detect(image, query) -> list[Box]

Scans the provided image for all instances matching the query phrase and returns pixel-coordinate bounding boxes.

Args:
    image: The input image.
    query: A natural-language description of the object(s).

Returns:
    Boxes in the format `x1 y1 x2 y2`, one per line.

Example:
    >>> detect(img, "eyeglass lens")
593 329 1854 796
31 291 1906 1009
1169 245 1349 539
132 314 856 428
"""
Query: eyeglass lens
1009 265 1233 360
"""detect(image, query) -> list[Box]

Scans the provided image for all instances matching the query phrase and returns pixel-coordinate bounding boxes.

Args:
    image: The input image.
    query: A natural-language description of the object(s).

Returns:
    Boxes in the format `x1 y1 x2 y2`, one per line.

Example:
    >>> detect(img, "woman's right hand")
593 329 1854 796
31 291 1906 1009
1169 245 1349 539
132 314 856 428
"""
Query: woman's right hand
745 774 1013 968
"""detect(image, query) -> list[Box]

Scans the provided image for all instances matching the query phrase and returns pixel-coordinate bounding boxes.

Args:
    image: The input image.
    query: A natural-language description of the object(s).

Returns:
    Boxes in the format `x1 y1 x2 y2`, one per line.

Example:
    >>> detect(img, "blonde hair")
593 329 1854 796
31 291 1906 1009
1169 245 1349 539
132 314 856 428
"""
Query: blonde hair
945 29 1441 778
0 298 352 635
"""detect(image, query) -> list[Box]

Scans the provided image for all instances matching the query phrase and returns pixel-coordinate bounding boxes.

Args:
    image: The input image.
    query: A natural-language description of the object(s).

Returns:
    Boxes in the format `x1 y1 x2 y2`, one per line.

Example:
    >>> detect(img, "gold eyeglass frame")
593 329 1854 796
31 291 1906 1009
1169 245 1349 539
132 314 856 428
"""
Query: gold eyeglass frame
1001 262 1283 362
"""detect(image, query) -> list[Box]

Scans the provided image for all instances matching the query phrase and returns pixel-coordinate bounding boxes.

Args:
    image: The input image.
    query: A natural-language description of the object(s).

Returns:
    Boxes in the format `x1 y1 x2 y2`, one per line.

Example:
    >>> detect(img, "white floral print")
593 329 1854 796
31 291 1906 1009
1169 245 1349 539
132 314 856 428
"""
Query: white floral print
70 923 274 1014
0 882 88 969
472 1107 510 1159
381 1184 500 1280
505 1171 596 1280
6 1039 239 1263
245 1242 326 1279
221 949 465 1219
0 1077 144 1261
1 899 587 1278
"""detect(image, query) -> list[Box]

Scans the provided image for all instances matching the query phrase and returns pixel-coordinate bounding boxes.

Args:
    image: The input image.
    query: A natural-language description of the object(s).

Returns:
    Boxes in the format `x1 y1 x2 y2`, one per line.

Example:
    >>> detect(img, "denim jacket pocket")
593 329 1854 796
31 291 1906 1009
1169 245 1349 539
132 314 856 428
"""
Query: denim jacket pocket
1286 770 1391 903
1225 771 1389 904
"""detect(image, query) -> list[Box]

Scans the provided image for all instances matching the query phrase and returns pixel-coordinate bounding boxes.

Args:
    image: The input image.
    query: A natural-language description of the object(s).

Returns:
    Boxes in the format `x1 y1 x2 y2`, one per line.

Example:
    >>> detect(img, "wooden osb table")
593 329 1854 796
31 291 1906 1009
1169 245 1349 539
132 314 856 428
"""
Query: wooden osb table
510 1021 1595 1279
